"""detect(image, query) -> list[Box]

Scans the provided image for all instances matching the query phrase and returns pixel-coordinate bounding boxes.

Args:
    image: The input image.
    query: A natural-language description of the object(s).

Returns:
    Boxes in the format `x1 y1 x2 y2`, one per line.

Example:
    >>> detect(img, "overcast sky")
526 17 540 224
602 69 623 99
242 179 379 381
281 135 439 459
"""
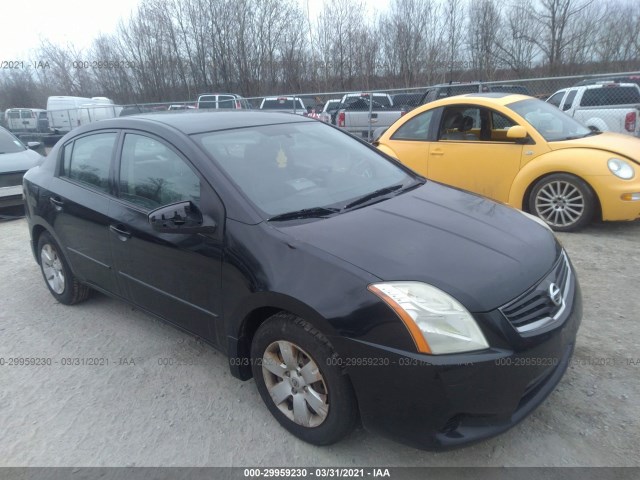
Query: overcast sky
0 0 384 61
0 0 143 60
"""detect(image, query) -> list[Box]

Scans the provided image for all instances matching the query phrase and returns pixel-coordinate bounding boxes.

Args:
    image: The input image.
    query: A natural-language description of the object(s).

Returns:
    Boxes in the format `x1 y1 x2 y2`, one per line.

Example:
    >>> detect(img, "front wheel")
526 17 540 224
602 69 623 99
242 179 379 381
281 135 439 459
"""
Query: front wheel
528 173 595 232
251 313 358 445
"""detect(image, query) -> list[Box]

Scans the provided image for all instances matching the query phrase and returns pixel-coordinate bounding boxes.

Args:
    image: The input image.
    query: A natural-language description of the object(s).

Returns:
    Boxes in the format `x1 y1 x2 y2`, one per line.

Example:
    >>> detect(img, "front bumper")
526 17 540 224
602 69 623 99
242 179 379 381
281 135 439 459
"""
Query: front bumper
588 175 640 221
0 185 24 208
330 281 582 450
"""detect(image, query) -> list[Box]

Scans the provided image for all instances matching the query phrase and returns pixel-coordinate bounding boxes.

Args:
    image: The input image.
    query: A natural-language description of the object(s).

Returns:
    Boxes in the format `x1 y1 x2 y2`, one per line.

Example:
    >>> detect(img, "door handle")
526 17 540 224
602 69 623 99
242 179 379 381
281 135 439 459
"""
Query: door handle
430 150 444 156
109 224 132 241
49 196 64 211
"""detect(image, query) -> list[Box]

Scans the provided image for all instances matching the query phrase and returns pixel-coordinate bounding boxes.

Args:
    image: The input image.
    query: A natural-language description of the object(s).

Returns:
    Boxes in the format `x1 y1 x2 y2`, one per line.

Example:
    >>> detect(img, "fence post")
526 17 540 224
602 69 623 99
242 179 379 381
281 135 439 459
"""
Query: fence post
368 91 373 142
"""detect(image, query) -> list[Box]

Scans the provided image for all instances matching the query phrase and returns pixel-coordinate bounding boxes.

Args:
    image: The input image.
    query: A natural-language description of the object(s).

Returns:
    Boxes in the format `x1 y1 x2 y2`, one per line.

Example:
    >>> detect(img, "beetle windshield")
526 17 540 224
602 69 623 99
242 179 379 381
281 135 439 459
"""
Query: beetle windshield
508 98 593 141
194 122 417 217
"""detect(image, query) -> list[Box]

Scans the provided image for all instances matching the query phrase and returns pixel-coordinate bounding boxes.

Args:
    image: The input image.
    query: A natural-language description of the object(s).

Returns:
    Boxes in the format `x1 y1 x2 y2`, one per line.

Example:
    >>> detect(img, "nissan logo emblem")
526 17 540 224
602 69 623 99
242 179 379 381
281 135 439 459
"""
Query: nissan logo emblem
549 283 563 307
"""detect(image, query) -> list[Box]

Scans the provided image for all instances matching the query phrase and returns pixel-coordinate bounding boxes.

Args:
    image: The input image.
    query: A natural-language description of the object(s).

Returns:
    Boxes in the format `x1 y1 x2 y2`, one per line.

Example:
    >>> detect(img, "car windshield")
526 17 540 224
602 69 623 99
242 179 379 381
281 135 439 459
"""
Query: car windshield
0 129 27 154
194 122 416 218
508 98 593 141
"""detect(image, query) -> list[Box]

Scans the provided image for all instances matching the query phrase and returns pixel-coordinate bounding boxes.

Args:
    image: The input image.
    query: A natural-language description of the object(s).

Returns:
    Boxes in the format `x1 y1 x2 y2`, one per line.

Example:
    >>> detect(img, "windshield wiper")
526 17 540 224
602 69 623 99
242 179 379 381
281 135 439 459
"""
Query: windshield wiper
342 184 404 211
268 206 340 222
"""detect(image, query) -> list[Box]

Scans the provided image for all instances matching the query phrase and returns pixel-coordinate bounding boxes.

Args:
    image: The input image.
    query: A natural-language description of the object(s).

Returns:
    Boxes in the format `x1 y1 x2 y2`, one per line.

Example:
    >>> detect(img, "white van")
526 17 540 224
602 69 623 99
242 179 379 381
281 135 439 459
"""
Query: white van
4 108 46 131
46 96 117 133
77 103 121 126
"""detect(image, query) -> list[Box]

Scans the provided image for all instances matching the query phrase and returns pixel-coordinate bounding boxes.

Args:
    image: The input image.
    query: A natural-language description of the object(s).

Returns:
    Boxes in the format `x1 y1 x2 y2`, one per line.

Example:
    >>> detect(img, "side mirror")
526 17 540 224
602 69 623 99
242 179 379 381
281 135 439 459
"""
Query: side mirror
506 125 528 143
27 141 42 150
148 201 216 234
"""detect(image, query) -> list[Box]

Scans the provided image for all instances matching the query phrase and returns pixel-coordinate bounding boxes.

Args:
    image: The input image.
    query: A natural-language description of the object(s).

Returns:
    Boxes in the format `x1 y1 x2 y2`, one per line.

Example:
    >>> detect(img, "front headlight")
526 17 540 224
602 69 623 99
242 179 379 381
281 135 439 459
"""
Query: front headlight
608 158 635 180
368 282 489 355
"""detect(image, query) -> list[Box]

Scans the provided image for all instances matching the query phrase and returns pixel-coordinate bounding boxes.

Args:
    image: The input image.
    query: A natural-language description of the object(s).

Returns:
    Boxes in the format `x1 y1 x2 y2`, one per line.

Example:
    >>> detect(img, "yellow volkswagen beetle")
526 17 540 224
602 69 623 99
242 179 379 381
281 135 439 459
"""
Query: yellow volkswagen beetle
376 93 640 231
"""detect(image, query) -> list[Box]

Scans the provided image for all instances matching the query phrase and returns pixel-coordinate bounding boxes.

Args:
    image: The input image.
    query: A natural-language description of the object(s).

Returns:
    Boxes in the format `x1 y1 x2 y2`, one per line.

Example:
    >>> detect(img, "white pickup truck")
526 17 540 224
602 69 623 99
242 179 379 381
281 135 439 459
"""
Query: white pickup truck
546 82 640 137
335 93 404 141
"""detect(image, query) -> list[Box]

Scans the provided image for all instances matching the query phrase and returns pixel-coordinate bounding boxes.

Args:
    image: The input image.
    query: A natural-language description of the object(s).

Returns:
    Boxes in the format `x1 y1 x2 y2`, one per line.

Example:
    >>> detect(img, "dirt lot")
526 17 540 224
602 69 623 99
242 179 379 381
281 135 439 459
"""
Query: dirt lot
1 216 639 467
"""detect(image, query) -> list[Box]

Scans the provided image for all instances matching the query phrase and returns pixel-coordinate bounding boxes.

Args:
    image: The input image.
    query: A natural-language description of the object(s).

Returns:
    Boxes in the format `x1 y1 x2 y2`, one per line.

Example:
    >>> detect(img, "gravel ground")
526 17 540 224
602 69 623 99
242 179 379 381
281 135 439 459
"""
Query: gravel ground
0 216 639 467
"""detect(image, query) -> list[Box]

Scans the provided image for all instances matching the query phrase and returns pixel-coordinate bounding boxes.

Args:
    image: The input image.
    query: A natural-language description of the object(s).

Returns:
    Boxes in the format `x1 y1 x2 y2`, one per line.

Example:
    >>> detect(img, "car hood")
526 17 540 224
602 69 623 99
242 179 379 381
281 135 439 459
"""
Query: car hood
548 132 640 163
0 149 43 173
278 182 559 312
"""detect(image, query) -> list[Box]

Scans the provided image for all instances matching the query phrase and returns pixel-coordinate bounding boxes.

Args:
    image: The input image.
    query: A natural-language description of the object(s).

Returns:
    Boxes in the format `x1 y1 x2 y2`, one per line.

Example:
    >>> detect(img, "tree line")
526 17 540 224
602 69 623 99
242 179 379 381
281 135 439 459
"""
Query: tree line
1 0 639 109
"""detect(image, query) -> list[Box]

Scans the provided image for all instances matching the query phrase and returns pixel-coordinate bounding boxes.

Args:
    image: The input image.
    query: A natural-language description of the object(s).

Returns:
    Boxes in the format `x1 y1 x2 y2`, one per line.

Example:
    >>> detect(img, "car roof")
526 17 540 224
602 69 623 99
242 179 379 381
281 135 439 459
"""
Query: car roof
447 92 530 103
77 111 315 135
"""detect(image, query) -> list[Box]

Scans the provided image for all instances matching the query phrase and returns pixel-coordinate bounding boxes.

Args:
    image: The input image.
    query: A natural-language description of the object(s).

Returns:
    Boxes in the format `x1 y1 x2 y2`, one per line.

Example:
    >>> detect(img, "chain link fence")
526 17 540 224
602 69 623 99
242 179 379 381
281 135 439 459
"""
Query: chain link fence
4 71 639 144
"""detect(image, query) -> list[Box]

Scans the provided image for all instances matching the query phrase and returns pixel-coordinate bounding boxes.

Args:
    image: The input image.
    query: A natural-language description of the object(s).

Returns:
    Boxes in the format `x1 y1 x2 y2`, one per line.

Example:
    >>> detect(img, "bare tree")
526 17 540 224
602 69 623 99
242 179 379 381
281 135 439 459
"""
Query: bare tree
495 1 539 77
467 0 501 81
380 0 429 86
530 0 595 75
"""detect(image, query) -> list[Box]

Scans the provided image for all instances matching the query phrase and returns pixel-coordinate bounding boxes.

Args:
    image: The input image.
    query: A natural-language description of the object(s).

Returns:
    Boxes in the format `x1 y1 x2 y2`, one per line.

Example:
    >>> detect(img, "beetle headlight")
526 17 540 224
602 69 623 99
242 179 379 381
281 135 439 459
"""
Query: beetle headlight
608 158 634 180
368 282 489 354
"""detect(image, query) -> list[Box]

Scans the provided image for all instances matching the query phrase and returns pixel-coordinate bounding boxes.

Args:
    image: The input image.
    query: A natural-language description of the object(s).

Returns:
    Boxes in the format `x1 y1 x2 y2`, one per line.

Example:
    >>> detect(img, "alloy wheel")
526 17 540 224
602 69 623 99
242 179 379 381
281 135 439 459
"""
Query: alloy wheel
534 180 585 228
262 340 329 428
41 243 65 294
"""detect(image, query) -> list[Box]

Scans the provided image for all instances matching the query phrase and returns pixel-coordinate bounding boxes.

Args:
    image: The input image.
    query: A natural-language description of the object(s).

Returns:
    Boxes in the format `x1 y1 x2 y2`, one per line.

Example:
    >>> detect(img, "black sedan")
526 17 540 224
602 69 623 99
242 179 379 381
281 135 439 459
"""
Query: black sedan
1 126 43 208
23 112 581 449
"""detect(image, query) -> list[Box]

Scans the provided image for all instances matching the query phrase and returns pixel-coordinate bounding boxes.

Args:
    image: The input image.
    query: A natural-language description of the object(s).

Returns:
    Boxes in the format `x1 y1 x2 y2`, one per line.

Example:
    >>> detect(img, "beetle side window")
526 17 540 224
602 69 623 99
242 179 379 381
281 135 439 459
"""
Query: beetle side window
118 133 201 210
391 110 435 141
62 132 117 193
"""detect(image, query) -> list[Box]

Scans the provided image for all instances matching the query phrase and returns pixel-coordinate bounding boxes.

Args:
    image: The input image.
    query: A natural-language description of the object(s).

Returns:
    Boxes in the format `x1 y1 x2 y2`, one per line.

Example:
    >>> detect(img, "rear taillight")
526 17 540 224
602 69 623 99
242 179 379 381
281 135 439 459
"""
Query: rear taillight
338 112 345 127
625 112 637 132
235 100 241 109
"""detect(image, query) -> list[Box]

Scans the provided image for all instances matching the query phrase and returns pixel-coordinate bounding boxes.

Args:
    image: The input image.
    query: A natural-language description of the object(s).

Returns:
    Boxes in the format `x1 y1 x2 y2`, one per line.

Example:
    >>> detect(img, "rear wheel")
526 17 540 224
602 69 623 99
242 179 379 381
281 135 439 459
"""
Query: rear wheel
37 232 90 305
251 313 358 445
528 173 595 232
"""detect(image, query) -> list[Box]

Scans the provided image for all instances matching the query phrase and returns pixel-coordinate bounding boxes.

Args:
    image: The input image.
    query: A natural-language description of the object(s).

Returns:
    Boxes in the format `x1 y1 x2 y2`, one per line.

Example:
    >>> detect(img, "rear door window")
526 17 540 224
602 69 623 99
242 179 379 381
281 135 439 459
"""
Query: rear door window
62 132 117 193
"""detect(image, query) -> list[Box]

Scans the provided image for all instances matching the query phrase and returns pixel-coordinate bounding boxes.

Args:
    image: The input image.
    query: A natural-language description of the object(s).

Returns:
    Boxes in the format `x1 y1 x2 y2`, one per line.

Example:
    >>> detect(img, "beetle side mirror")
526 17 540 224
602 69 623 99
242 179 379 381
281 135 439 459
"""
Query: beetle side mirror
148 201 216 234
506 125 529 143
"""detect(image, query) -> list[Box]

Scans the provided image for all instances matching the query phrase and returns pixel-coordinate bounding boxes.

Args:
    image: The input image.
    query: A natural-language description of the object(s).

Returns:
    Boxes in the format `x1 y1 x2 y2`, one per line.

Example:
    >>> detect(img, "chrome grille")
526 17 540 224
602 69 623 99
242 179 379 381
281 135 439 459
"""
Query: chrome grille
500 251 572 334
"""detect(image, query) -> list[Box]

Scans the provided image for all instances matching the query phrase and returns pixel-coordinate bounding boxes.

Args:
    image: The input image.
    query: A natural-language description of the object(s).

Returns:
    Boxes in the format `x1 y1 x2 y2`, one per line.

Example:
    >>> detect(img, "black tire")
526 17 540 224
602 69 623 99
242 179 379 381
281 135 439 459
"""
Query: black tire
251 313 358 445
37 231 90 305
528 173 595 232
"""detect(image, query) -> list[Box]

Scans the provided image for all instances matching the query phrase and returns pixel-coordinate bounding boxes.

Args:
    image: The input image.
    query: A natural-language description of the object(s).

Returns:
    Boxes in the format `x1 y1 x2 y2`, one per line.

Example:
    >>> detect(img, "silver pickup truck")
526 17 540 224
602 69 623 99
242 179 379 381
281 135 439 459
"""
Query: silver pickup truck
546 83 640 136
335 93 404 141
